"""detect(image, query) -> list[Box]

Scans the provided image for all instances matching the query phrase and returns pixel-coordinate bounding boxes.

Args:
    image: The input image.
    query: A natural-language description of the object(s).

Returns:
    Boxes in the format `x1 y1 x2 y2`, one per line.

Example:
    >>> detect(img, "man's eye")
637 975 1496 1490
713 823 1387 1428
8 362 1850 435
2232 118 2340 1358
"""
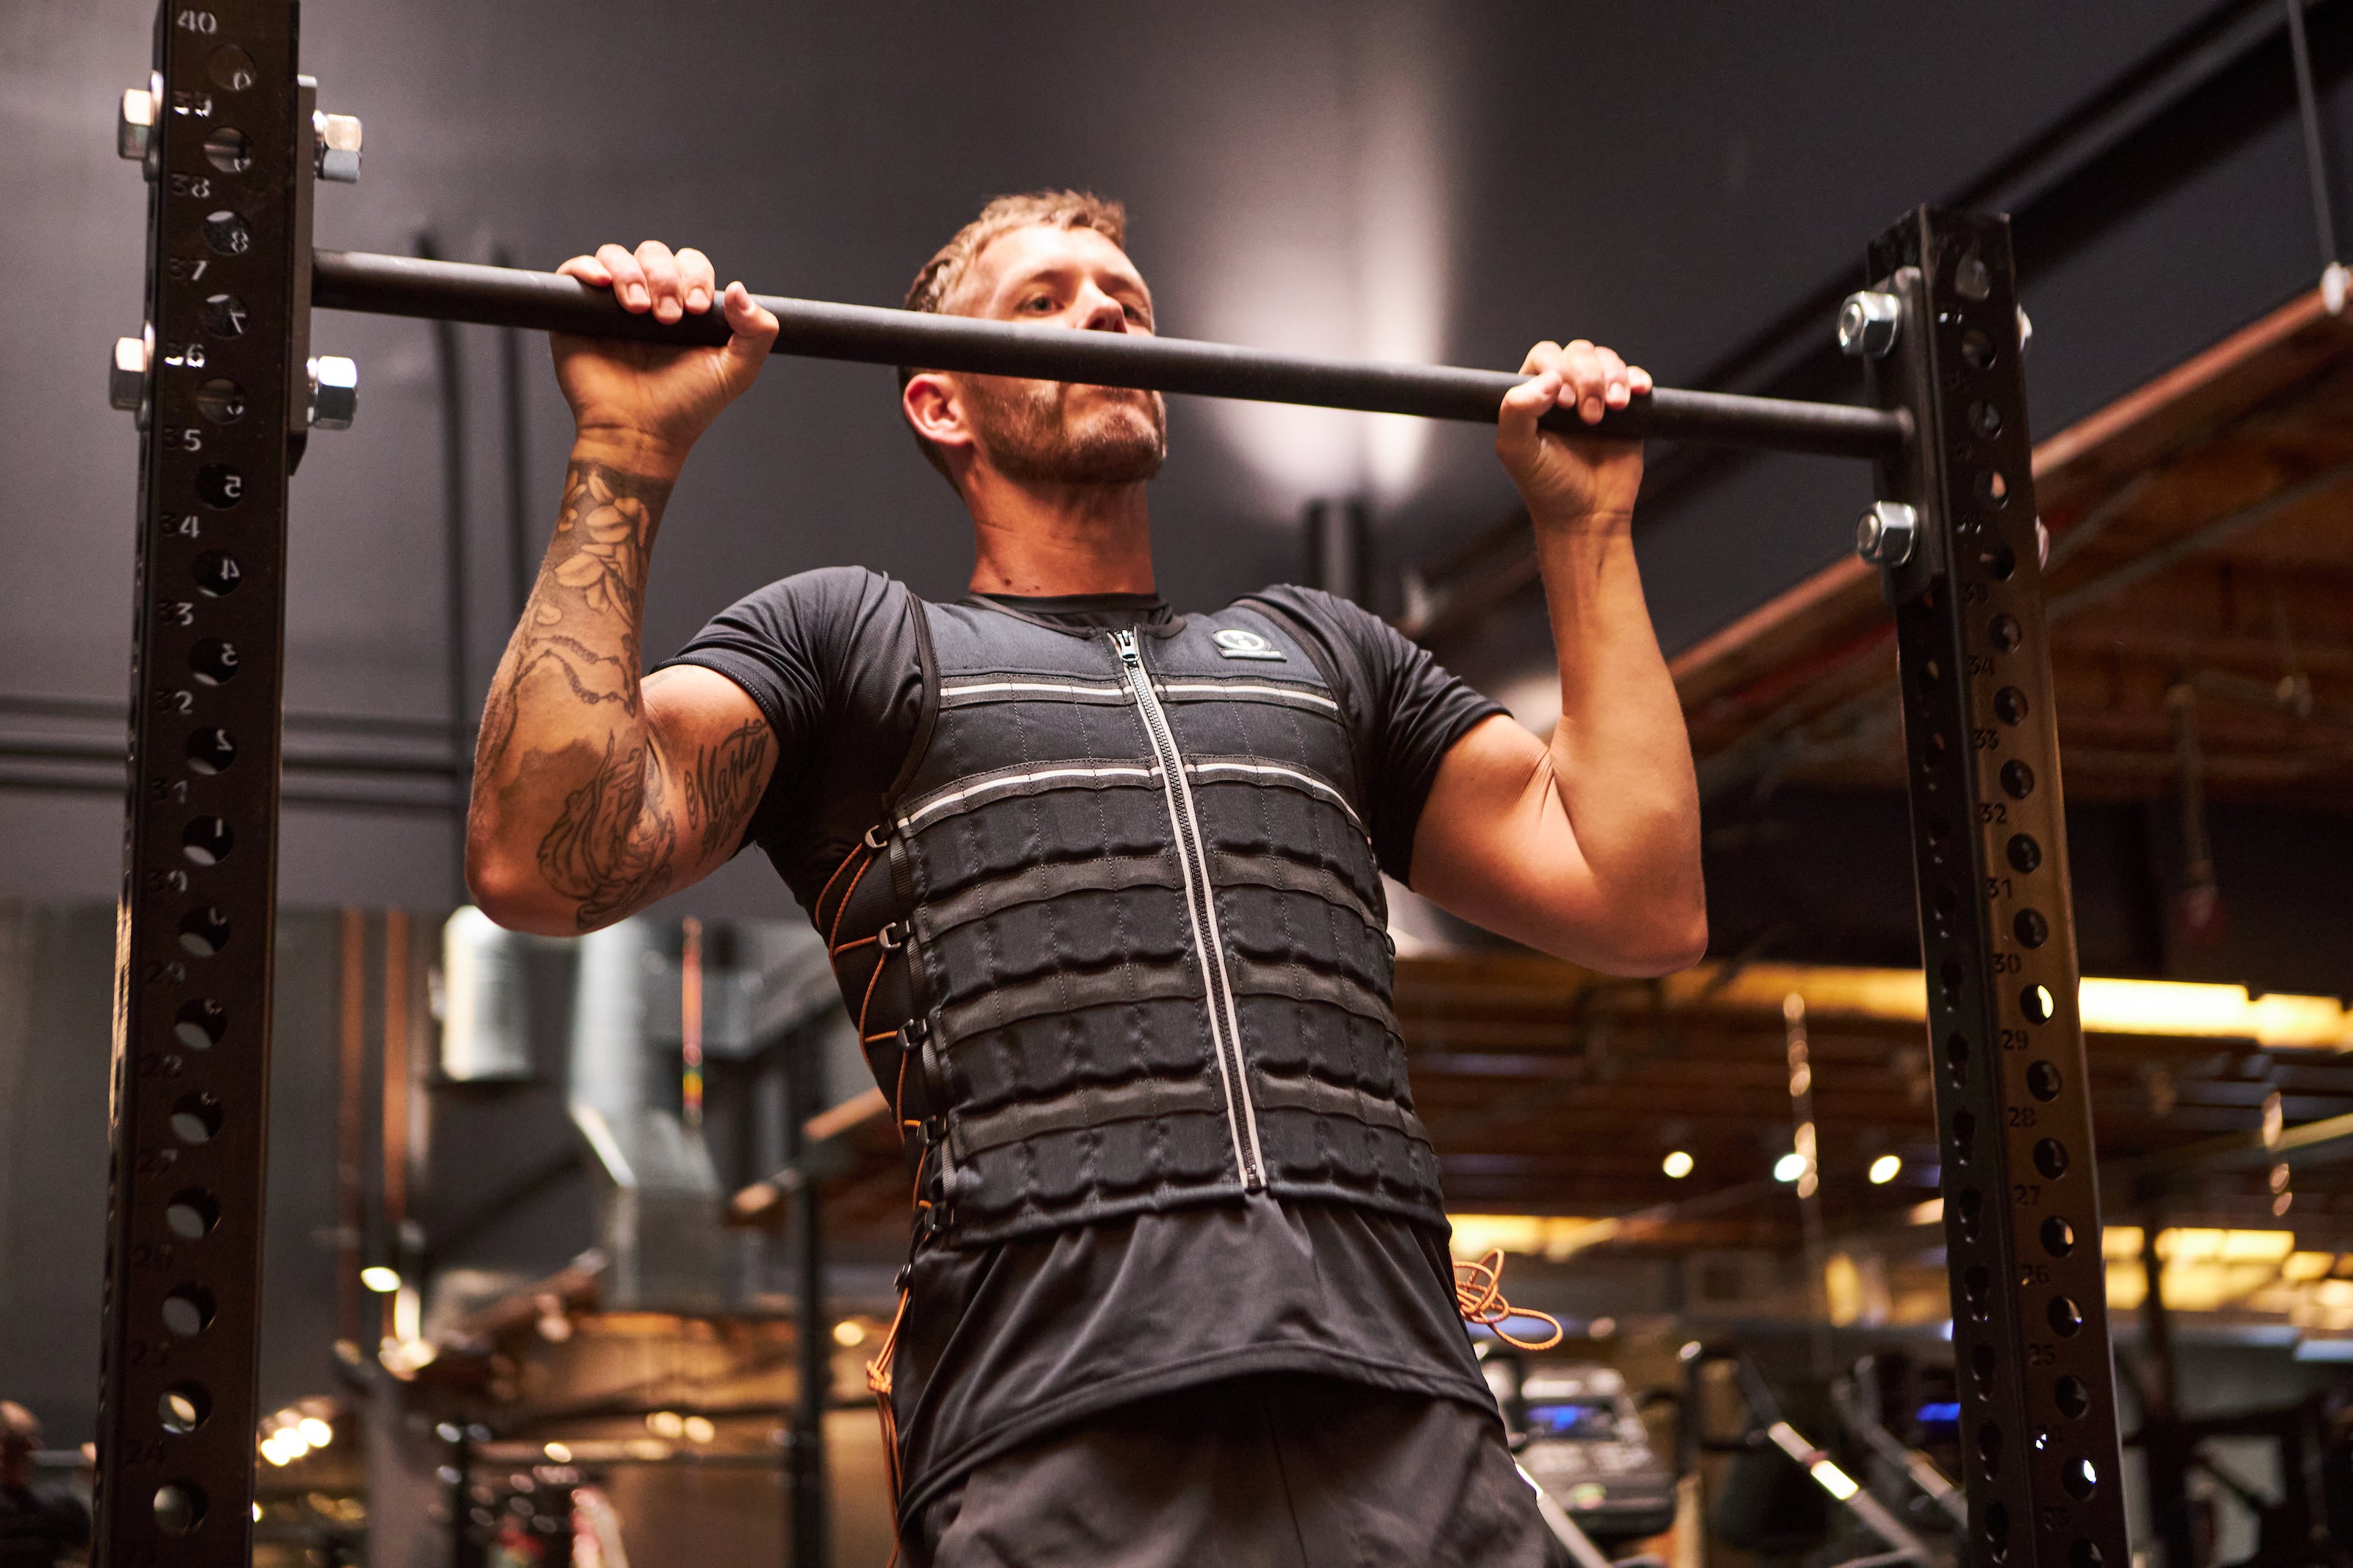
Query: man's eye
1021 296 1056 313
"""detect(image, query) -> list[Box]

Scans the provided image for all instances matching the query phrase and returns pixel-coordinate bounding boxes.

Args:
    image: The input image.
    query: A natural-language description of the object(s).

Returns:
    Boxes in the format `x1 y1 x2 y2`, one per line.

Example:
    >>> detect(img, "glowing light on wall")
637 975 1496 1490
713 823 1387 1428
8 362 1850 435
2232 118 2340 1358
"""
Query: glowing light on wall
1192 2 1460 512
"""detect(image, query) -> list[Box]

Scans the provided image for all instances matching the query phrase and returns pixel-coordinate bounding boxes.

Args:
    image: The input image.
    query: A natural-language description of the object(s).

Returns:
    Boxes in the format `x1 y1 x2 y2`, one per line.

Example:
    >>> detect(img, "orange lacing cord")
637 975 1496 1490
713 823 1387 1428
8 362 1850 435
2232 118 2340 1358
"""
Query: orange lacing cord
1454 1248 1564 1351
826 853 875 952
868 1285 912 1565
813 837 868 926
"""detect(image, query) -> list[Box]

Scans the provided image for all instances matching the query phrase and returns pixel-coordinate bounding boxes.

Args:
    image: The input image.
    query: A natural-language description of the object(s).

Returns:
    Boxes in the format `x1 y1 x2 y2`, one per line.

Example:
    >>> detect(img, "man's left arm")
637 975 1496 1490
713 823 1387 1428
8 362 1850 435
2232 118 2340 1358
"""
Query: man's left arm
1408 339 1707 975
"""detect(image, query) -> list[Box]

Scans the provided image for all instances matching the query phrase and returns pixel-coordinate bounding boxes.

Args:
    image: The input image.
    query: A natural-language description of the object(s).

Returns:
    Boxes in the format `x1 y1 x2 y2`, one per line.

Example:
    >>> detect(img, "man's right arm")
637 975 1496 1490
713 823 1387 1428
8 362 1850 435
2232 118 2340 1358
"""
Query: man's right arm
465 240 782 934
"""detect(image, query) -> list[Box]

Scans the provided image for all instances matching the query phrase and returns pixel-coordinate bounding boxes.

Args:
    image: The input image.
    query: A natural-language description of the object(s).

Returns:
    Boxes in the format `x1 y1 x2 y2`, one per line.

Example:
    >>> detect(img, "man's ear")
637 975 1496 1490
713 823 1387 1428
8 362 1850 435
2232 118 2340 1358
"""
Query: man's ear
903 372 975 455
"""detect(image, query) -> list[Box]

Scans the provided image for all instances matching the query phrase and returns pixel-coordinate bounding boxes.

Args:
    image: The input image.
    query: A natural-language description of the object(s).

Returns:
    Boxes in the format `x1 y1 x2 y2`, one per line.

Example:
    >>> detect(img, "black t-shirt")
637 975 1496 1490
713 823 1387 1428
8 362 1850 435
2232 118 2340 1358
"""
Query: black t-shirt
663 567 1507 1526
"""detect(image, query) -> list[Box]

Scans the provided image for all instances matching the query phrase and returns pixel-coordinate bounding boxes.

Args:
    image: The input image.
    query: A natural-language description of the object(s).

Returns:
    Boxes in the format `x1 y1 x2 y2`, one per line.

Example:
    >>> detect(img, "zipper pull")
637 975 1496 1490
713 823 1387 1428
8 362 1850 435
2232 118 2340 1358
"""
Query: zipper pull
1113 628 1141 666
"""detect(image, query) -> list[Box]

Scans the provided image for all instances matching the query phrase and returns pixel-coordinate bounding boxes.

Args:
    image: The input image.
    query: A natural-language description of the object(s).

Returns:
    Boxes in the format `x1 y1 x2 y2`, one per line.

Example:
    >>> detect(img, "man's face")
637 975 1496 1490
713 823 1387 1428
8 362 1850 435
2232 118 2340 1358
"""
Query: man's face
946 223 1167 487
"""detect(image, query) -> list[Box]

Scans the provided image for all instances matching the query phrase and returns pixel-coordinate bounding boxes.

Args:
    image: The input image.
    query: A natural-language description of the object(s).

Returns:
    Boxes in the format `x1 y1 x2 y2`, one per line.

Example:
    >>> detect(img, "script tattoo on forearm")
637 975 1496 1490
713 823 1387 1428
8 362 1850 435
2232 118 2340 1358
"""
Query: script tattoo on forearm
536 733 677 928
684 719 771 862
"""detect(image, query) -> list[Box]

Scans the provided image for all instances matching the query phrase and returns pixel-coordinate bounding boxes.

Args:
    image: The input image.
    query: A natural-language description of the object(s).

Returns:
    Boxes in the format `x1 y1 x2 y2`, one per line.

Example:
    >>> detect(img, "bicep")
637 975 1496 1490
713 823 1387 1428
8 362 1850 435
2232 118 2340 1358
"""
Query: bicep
1406 713 1612 962
644 664 780 882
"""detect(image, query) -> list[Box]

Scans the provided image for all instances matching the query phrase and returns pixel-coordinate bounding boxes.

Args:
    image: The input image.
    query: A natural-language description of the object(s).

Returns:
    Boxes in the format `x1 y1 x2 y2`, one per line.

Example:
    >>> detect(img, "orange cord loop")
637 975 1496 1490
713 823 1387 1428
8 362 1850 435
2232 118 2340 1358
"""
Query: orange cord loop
1454 1247 1564 1352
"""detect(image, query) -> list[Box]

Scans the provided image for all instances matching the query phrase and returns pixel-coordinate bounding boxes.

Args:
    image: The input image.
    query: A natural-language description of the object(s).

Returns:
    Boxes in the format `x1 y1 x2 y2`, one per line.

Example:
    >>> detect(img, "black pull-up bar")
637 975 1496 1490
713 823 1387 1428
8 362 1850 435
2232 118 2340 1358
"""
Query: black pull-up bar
312 249 1910 461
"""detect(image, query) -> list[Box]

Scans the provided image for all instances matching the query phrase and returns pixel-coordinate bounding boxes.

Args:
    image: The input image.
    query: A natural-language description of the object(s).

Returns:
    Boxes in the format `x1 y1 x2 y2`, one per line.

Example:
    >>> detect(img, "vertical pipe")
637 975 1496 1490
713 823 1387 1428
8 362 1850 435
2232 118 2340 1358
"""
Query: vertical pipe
2285 0 2341 269
383 908 411 1346
418 234 472 899
786 1044 826 1568
337 909 368 1358
492 246 534 624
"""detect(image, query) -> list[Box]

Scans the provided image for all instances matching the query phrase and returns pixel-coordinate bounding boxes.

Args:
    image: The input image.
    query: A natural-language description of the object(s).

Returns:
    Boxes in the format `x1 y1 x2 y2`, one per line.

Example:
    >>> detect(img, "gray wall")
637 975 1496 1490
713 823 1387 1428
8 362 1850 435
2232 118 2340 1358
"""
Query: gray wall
7 0 2341 917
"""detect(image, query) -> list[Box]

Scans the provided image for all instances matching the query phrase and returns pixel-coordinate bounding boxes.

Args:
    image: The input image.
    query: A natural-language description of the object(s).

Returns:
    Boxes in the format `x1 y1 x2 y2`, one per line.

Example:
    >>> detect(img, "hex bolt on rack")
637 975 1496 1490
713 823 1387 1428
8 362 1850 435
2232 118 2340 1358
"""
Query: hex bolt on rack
98 3 2127 1562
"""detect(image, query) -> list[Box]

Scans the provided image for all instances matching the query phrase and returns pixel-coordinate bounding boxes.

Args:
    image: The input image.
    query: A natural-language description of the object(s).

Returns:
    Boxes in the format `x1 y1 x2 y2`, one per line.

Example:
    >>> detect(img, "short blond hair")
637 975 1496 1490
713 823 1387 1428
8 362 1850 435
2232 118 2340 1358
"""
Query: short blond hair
899 190 1130 482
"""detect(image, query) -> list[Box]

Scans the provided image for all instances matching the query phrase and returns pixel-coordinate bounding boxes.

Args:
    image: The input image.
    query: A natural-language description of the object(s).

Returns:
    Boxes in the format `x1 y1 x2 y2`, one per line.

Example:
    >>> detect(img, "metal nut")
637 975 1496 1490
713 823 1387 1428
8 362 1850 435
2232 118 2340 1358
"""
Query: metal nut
307 356 359 429
1856 501 1918 568
1837 291 1902 359
313 111 363 183
118 87 157 161
110 332 151 415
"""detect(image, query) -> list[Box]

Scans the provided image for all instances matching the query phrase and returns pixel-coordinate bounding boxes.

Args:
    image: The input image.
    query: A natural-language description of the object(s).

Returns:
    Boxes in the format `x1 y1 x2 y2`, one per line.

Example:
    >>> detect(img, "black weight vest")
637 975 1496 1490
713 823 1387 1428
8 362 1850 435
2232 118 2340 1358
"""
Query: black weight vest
815 594 1447 1247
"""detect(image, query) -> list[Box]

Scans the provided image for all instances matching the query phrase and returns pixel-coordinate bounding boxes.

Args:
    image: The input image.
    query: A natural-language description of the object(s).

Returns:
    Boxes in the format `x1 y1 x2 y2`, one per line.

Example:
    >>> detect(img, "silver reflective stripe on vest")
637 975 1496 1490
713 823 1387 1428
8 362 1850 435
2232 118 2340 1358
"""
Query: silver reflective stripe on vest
1113 627 1267 1189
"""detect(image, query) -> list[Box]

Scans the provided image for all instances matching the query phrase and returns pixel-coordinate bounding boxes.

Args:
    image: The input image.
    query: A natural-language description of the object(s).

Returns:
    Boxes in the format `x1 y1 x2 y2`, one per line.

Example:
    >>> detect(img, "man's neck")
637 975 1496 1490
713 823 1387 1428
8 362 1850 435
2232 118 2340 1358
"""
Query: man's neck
963 469 1155 598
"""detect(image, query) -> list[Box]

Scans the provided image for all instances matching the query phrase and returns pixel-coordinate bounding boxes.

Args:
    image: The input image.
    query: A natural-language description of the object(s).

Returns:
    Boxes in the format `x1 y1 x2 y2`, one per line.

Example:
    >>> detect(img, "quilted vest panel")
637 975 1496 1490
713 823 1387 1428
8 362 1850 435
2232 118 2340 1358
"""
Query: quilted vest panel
815 596 1446 1246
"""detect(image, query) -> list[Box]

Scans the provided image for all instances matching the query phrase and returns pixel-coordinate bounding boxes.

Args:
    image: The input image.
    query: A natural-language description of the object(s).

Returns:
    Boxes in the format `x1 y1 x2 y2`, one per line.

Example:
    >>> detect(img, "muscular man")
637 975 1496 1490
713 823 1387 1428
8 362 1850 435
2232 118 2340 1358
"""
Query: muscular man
468 191 1704 1565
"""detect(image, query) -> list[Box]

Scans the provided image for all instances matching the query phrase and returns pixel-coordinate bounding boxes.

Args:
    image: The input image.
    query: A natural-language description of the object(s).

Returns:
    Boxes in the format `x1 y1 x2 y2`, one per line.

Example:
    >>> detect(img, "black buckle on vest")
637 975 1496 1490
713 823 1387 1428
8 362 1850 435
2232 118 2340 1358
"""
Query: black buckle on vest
863 823 890 852
917 1115 947 1148
879 920 908 951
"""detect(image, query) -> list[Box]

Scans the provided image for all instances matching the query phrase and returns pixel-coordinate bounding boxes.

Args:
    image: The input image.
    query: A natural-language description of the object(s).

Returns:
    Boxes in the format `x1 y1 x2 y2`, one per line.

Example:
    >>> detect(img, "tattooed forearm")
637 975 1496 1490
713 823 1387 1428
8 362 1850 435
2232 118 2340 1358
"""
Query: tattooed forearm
683 719 771 861
535 733 678 929
467 453 690 928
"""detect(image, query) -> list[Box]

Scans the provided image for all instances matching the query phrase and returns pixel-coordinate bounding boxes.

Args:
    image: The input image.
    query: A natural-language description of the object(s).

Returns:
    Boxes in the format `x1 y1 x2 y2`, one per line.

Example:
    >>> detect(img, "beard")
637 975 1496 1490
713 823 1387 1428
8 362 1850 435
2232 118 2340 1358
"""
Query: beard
963 375 1167 487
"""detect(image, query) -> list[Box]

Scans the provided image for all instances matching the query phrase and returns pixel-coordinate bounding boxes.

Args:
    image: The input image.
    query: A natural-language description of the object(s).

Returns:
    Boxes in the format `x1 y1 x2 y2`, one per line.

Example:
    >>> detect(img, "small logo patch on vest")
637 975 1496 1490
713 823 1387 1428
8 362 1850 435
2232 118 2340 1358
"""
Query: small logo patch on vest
1213 628 1285 662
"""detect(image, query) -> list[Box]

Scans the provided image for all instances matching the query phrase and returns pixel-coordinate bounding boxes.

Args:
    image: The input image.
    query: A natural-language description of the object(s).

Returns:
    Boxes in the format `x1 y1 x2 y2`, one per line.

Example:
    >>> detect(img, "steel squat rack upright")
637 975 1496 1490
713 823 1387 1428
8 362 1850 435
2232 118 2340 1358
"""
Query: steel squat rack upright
91 3 2122 1564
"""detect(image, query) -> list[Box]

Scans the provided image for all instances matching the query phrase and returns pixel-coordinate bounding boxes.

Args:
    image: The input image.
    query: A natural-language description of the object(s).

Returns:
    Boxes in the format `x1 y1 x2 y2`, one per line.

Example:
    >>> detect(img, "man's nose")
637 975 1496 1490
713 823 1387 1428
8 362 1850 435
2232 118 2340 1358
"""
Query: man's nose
1074 287 1128 333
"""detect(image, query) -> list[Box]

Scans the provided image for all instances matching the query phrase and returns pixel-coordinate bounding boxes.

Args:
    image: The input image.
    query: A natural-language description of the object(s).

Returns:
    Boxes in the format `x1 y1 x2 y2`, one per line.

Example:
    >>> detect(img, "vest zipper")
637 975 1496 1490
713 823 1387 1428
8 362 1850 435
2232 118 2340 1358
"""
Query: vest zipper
1113 627 1265 1190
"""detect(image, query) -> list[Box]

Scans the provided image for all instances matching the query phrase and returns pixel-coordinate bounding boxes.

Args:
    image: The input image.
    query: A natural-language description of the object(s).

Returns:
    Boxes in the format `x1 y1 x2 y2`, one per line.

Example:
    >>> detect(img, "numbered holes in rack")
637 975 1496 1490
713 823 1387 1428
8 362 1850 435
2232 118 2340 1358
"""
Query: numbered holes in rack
2027 1060 2063 1101
2047 1295 2085 1337
1963 1264 1992 1322
2021 984 2057 1024
1952 1107 1977 1165
1980 543 2018 581
164 1188 218 1239
159 1382 210 1435
2065 1457 2101 1500
193 379 243 424
195 465 243 509
1946 1030 1971 1087
201 126 250 173
199 210 250 257
160 1284 215 1338
1977 1418 2004 1475
1994 686 2029 725
1990 613 2024 652
173 998 225 1049
2001 759 2036 799
1971 401 2004 438
193 550 240 597
153 1481 207 1537
2007 834 2041 873
1977 470 2011 507
168 1092 221 1147
1971 1342 1998 1399
1985 1500 2012 1562
185 728 235 775
181 817 232 866
176 906 230 957
2014 908 2049 948
189 639 239 685
2041 1216 2076 1258
1957 1187 1983 1243
201 293 247 338
2073 1543 2106 1568
2035 1139 2071 1181
2054 1375 2092 1419
207 43 257 92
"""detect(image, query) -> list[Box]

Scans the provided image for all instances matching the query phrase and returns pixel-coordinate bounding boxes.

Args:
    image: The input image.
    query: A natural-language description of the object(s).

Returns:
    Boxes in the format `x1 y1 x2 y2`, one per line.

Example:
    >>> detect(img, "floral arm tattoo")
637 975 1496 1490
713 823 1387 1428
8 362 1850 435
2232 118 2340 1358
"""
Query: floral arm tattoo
471 458 771 931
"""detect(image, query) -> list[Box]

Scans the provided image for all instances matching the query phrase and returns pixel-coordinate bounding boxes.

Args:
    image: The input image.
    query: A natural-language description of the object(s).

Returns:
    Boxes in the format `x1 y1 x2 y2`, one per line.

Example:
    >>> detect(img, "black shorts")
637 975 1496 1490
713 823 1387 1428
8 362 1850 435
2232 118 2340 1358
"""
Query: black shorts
912 1372 1572 1567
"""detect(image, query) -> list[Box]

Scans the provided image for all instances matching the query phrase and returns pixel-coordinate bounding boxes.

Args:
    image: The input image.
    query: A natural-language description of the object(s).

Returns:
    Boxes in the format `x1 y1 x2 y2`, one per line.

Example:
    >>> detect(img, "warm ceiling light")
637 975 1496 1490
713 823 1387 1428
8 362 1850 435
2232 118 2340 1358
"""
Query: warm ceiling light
833 1319 868 1348
1774 1153 1808 1184
360 1267 401 1294
1661 1150 1693 1179
1868 1154 1902 1186
297 1417 332 1447
682 1415 715 1445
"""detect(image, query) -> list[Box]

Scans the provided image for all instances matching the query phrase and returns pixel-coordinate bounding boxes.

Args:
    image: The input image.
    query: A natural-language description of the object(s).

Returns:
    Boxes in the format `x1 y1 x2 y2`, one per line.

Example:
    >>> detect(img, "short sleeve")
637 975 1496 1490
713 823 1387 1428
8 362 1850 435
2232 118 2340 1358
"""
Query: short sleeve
1246 585 1504 884
654 565 901 850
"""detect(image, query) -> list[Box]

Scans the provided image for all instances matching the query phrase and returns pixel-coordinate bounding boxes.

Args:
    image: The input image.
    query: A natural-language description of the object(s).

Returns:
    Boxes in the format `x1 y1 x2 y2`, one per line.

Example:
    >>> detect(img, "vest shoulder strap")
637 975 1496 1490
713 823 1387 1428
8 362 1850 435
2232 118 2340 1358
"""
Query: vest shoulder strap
879 585 941 815
1235 591 1368 798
